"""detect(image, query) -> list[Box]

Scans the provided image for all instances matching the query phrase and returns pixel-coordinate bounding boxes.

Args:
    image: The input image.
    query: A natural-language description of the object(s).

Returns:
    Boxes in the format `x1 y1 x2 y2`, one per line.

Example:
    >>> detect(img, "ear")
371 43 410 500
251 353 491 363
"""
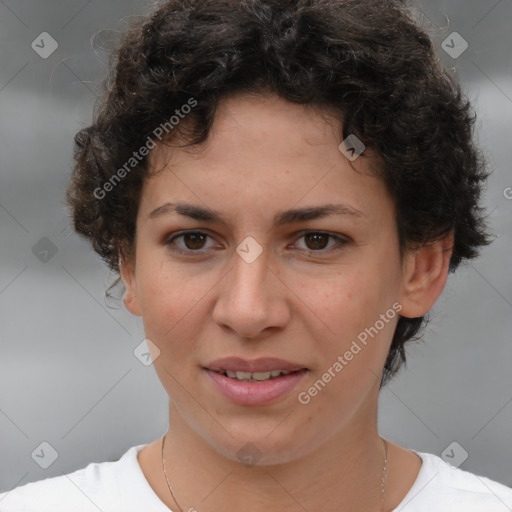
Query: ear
398 231 454 318
119 256 142 317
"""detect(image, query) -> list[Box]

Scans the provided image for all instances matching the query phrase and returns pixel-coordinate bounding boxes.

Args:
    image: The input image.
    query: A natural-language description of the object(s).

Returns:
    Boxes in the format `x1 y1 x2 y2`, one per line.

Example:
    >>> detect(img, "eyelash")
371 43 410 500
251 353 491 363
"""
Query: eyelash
164 230 349 256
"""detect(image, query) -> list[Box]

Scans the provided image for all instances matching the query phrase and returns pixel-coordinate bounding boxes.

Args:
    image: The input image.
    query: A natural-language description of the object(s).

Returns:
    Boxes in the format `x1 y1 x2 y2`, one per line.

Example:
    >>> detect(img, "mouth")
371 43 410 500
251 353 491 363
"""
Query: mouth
209 368 305 382
204 356 307 375
202 357 309 406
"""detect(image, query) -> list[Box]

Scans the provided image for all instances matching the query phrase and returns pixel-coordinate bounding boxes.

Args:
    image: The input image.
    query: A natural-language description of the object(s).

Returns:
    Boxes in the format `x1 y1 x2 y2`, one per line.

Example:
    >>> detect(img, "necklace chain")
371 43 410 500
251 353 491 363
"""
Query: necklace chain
162 434 388 512
381 438 388 508
161 433 184 512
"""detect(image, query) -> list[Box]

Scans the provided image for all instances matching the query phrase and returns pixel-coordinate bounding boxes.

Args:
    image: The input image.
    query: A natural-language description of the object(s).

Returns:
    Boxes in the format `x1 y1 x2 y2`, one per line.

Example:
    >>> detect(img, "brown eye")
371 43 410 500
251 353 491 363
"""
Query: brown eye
304 233 330 250
166 231 217 254
181 232 208 250
294 231 348 253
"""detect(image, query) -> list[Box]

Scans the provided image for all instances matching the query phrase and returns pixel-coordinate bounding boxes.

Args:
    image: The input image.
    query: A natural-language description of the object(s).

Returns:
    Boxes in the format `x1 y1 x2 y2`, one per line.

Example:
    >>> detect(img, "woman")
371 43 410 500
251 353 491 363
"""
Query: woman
1 0 511 510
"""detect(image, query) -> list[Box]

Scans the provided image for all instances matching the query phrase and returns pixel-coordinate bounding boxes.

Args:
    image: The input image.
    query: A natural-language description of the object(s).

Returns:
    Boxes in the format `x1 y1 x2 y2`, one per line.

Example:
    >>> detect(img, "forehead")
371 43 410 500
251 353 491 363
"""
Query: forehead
141 93 391 224
149 92 380 170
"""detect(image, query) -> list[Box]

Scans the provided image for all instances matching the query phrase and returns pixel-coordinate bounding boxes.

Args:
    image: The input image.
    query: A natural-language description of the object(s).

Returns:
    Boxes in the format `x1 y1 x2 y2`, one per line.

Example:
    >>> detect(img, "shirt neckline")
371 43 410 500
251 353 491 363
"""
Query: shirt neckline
127 444 432 511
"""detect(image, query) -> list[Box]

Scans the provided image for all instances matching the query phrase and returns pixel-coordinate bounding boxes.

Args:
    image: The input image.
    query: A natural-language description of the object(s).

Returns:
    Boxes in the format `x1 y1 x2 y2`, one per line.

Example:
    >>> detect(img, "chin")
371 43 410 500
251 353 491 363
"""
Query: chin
203 422 315 468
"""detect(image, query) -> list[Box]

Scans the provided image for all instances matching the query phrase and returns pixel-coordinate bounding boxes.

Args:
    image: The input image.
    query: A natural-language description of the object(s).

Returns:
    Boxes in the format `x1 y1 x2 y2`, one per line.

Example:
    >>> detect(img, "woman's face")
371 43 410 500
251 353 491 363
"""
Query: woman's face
122 93 410 465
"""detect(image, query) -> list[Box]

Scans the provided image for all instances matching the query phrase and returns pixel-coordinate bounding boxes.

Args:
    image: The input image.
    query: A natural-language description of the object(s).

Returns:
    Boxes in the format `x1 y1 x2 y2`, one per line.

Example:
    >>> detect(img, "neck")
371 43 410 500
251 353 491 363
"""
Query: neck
161 402 387 512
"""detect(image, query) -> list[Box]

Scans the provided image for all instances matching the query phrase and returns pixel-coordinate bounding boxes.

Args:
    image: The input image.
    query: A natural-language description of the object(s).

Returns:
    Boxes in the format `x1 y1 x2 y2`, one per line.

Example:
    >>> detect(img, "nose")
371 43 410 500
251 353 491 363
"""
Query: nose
212 248 290 340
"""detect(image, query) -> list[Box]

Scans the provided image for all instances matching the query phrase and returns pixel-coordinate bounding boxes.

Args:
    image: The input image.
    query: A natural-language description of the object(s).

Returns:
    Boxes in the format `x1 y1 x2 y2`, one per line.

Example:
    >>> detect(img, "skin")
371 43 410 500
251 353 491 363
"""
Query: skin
120 92 454 512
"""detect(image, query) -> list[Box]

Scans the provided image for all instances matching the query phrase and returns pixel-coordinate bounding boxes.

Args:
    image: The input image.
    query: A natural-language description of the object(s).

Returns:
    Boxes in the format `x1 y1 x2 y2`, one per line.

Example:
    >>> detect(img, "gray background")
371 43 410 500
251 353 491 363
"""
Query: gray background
0 0 511 495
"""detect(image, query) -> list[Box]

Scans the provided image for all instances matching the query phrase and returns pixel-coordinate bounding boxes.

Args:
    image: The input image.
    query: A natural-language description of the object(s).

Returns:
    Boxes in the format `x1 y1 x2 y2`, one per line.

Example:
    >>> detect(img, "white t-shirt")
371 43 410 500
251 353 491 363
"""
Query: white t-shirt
1 444 511 511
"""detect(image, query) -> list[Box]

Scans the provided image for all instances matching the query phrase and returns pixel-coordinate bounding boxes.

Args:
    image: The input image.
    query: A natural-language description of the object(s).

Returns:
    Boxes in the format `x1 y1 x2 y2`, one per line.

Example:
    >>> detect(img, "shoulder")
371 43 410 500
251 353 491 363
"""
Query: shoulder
394 451 512 512
0 444 158 512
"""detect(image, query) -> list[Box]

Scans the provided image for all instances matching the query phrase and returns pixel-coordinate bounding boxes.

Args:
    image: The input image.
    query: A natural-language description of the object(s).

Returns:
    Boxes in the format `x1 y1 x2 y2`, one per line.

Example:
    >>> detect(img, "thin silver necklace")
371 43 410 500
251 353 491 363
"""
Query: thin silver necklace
161 434 388 512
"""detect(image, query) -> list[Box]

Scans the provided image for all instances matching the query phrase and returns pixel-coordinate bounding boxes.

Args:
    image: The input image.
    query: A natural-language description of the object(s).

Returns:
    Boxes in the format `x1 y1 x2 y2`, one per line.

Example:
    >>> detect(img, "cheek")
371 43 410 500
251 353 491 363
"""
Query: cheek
136 257 189 337
310 264 398 373
136 255 216 355
315 268 379 333
137 265 207 386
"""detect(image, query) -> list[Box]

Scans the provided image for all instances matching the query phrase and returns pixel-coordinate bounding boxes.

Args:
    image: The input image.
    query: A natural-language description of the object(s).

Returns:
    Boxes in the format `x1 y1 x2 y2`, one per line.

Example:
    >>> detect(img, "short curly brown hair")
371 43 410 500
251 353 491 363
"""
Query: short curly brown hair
66 0 492 387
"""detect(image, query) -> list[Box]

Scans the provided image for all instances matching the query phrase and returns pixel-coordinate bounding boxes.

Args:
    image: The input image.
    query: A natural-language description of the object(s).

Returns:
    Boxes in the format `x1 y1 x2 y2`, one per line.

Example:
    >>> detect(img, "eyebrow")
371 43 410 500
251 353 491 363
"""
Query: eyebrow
148 202 365 227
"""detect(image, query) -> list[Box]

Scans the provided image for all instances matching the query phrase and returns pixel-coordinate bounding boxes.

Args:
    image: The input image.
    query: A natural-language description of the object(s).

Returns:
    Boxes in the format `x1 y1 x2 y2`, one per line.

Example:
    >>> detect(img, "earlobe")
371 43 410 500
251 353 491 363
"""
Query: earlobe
119 257 142 317
398 231 454 318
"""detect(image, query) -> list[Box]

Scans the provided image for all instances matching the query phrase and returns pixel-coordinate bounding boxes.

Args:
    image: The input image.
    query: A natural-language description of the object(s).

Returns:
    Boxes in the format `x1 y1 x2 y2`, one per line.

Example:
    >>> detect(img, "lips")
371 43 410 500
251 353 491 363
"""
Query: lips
204 357 307 374
203 357 309 406
217 369 296 381
202 357 309 405
203 367 309 405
